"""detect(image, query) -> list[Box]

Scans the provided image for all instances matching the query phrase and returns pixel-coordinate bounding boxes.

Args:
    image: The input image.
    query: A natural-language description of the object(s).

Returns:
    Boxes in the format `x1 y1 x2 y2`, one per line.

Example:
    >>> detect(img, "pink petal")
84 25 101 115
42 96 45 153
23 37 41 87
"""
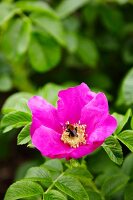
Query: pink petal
70 141 103 159
57 83 95 124
32 125 73 159
88 115 117 143
28 96 62 134
30 117 41 136
80 92 109 135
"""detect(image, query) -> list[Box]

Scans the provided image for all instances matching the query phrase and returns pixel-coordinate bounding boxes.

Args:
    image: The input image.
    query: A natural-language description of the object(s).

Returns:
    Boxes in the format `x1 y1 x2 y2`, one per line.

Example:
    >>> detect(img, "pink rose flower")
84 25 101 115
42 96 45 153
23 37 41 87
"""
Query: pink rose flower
28 83 117 159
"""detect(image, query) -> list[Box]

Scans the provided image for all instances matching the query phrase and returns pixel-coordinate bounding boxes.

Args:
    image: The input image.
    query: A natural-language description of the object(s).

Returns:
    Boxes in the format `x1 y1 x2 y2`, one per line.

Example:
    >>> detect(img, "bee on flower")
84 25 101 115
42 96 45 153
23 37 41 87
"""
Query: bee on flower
28 83 117 159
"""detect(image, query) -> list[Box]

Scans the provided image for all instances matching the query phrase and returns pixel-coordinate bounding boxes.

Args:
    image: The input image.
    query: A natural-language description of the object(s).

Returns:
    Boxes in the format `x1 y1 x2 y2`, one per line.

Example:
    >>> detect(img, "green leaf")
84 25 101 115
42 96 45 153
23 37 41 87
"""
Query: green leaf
124 183 133 200
122 153 133 178
116 130 133 152
65 167 93 181
17 123 31 145
55 175 89 200
56 0 89 19
43 159 63 173
4 180 44 200
123 39 133 64
2 18 31 61
83 4 98 24
131 116 133 130
101 173 129 197
25 167 52 187
0 3 17 26
17 18 31 55
100 5 124 33
65 31 78 53
38 83 65 106
0 74 13 92
15 1 58 19
44 190 67 200
15 160 39 181
102 136 123 165
77 37 99 68
86 190 102 200
2 92 32 114
113 109 132 135
30 13 65 46
1 111 31 129
28 33 61 72
43 159 63 180
118 68 133 106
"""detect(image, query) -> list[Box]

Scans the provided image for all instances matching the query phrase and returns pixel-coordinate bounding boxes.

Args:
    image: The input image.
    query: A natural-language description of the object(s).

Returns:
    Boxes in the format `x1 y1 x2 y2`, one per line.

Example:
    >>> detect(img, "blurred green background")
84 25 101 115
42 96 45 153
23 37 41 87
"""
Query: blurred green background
0 0 133 198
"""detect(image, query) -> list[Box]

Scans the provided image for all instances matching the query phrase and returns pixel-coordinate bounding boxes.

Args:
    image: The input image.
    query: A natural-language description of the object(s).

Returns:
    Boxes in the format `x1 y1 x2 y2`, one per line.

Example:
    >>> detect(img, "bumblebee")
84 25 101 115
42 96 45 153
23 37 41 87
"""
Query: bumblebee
66 124 78 137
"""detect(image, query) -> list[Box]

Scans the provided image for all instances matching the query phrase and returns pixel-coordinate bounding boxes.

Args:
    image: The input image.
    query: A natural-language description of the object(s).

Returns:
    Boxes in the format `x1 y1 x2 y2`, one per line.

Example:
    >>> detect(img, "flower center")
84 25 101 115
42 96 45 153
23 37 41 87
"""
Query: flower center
61 121 87 148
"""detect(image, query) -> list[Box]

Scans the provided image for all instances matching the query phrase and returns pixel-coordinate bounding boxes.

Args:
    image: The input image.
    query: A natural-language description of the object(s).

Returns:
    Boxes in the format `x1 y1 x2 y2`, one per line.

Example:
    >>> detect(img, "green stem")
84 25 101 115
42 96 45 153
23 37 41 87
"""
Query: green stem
45 172 65 194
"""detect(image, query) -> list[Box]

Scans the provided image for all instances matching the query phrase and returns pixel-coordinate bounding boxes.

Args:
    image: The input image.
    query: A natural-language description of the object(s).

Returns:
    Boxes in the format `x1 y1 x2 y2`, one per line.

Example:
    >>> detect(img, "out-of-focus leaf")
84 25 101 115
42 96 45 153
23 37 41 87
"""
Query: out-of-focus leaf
102 136 123 165
0 3 17 26
0 74 13 91
117 68 133 106
77 37 99 68
15 1 58 19
86 148 119 175
131 116 133 130
38 83 65 106
100 5 124 33
4 180 43 200
124 183 133 200
65 32 78 53
117 130 133 152
123 39 133 64
83 4 98 24
97 34 119 51
122 153 133 178
28 32 61 72
88 73 112 90
2 18 31 61
101 173 129 197
86 190 102 200
15 160 39 181
56 0 89 19
113 109 132 135
17 19 31 55
55 175 89 200
63 16 80 32
2 92 32 114
30 13 65 46
17 123 31 145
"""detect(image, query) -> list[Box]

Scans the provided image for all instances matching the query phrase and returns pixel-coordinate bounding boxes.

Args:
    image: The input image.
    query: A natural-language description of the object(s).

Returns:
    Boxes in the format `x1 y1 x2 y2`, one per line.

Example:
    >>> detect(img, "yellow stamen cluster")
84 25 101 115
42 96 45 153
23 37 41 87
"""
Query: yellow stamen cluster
61 122 86 148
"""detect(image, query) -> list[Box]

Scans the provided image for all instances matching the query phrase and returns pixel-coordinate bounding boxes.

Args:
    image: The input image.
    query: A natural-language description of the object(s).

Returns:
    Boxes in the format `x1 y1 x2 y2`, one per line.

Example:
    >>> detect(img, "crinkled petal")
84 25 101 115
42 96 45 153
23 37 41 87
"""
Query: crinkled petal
80 92 109 135
88 115 117 143
57 83 95 124
70 141 103 159
28 96 62 134
32 125 73 158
